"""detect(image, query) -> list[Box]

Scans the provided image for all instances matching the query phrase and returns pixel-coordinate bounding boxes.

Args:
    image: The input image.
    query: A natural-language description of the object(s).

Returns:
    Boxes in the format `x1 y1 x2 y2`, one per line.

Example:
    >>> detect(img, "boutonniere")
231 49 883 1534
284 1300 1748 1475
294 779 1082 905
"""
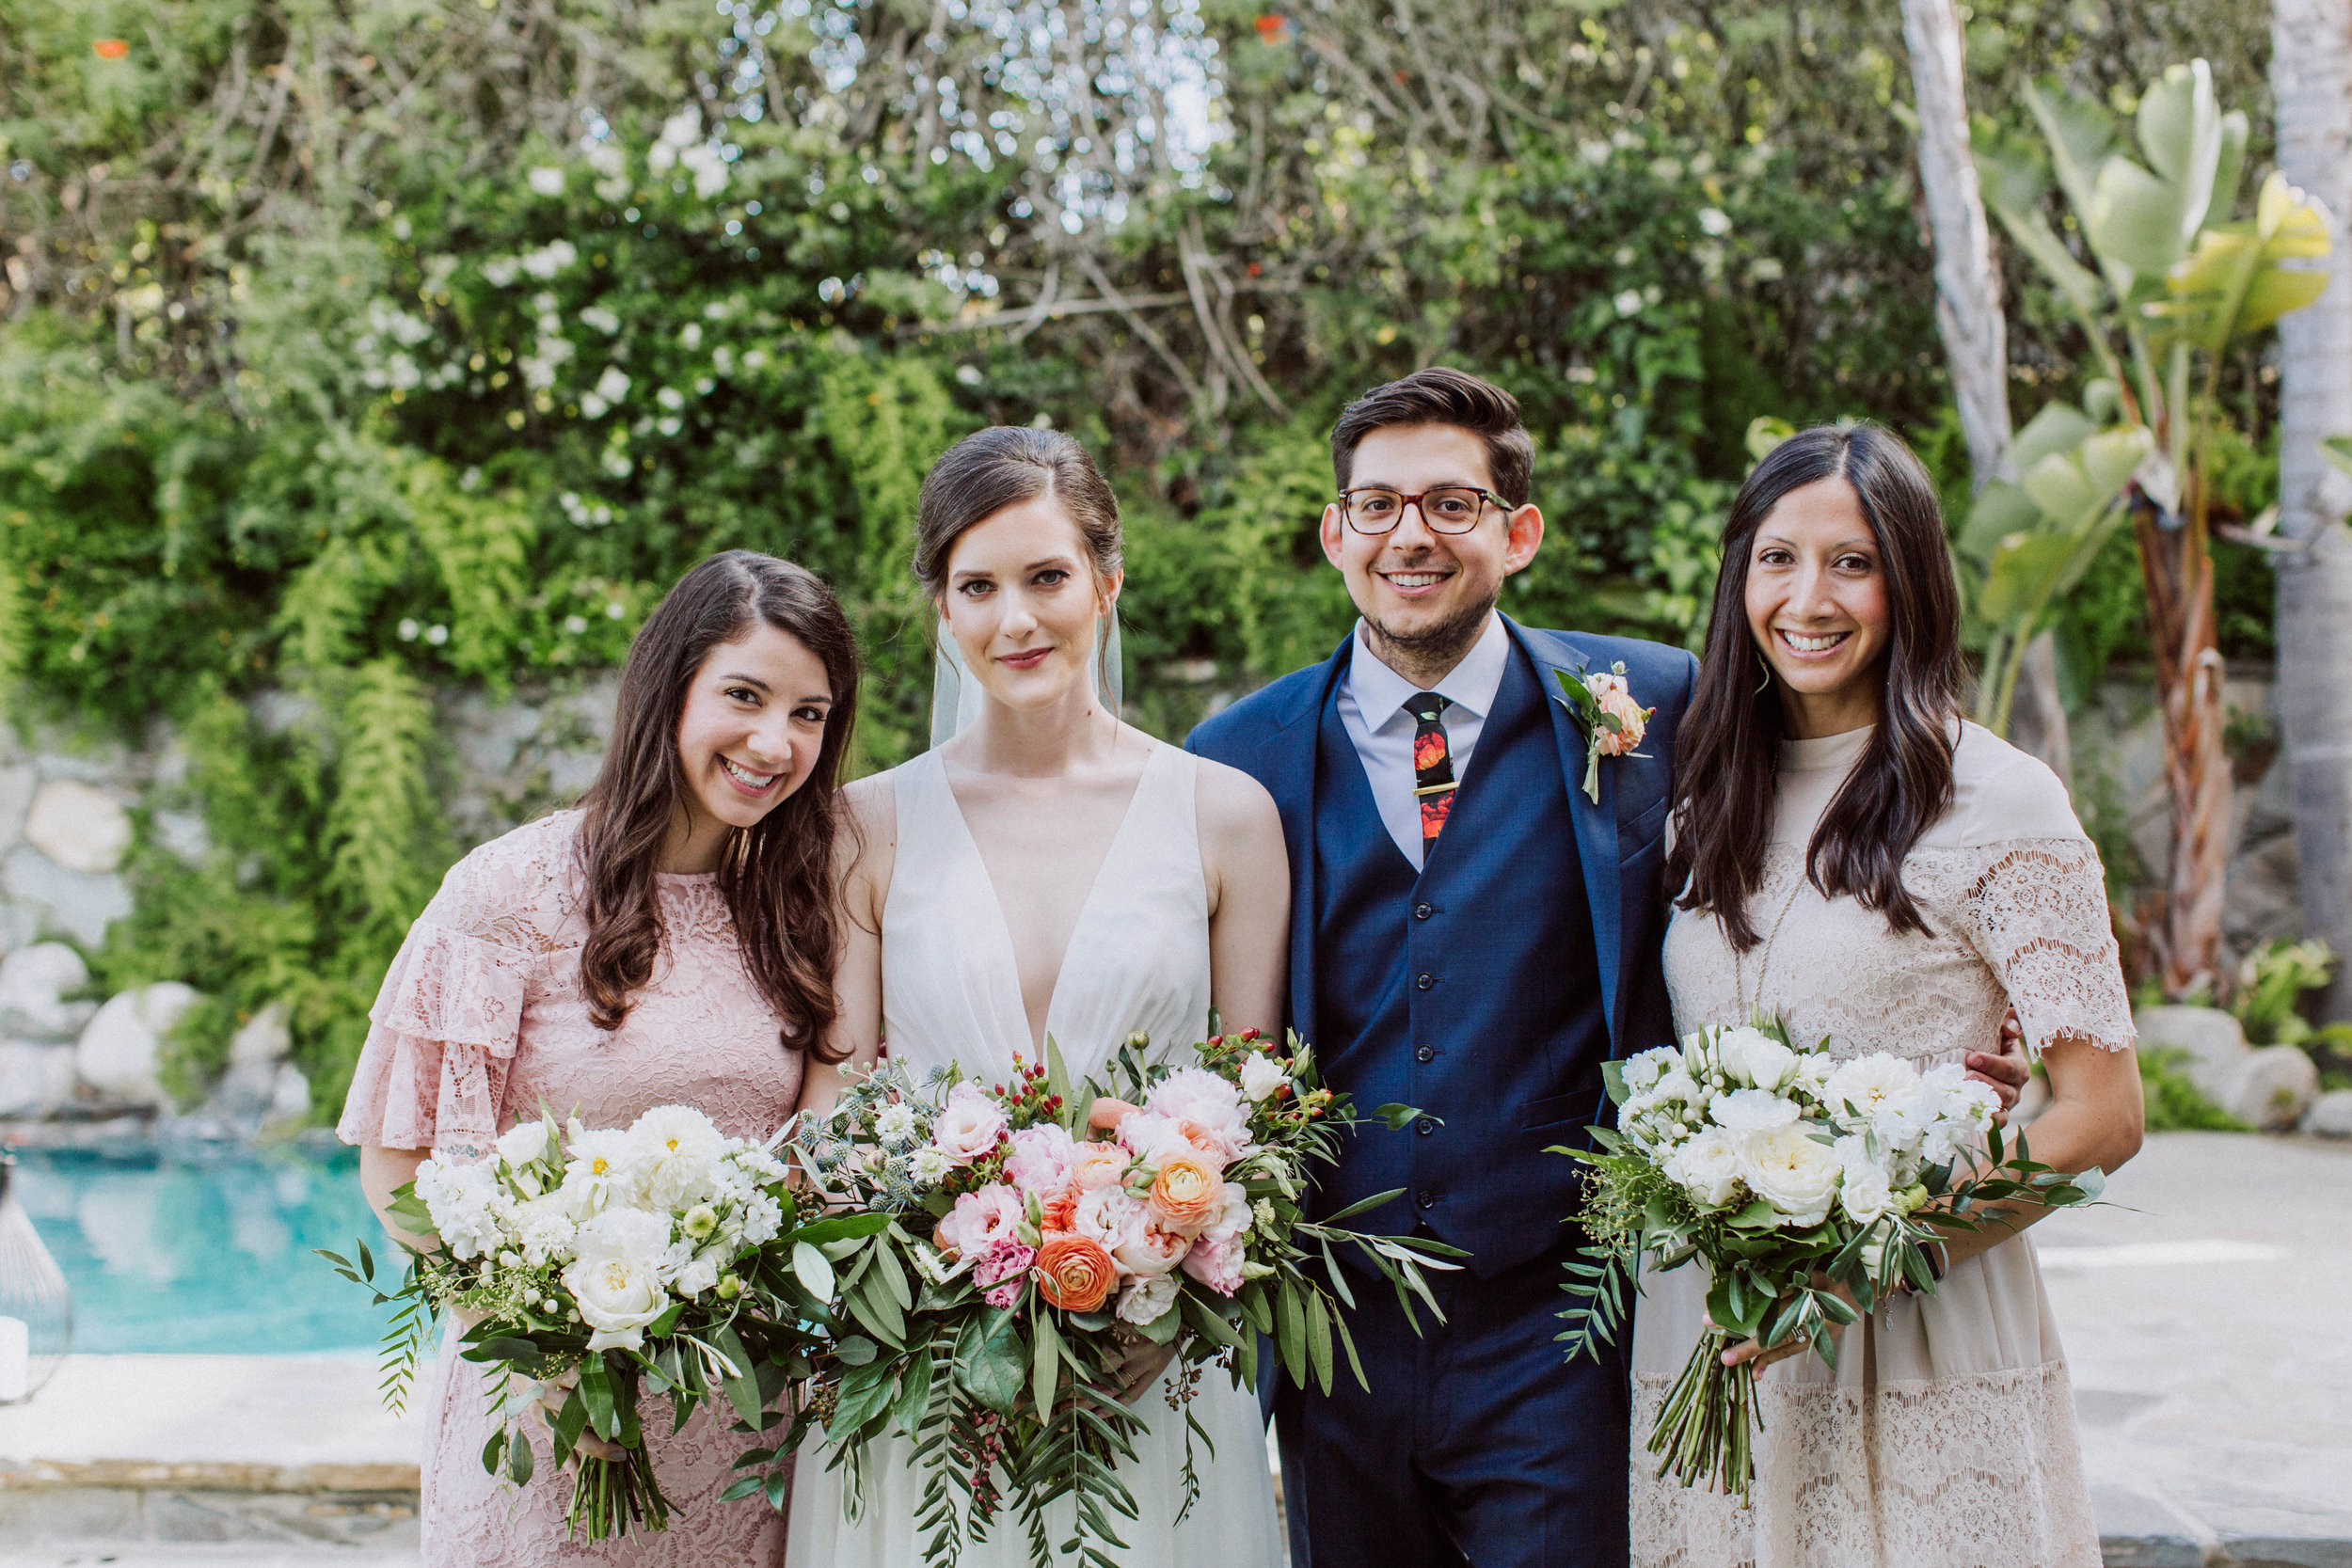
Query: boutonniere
1553 661 1656 804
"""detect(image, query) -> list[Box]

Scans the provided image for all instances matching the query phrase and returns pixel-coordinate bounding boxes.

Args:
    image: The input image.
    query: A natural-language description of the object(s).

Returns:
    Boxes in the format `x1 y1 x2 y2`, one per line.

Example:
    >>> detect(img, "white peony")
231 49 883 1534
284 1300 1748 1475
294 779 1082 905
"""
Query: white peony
563 1208 675 1352
1115 1272 1181 1327
1714 1026 1793 1090
1072 1183 1144 1252
559 1127 643 1217
1238 1053 1287 1102
628 1106 726 1210
1736 1125 1844 1227
1708 1087 1802 1134
1660 1127 1745 1208
1115 1112 1199 1166
1823 1054 1924 1132
1143 1067 1255 1164
1196 1182 1253 1247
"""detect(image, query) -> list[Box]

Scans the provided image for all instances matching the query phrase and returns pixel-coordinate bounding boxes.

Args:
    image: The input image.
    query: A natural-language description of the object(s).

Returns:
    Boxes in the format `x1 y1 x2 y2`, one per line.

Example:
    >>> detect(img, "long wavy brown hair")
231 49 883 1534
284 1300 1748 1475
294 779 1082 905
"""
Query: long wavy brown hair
1666 423 1967 950
574 551 858 1059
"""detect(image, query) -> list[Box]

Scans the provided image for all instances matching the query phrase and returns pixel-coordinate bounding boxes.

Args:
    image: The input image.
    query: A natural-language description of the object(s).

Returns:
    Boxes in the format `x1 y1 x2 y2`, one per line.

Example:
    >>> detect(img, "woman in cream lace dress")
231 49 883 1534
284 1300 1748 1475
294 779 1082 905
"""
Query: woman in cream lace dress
341 554 862 1566
1635 426 2143 1568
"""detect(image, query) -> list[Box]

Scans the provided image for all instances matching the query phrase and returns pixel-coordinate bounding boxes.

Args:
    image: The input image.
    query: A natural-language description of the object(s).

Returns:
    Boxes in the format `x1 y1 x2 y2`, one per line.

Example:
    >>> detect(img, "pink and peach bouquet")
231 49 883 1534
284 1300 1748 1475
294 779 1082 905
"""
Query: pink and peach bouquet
743 1027 1460 1567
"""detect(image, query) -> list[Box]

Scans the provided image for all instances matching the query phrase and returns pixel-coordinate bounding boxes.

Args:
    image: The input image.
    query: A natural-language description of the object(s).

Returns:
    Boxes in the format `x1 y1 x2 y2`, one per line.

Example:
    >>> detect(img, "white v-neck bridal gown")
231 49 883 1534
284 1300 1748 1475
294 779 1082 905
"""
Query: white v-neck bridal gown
785 740 1285 1568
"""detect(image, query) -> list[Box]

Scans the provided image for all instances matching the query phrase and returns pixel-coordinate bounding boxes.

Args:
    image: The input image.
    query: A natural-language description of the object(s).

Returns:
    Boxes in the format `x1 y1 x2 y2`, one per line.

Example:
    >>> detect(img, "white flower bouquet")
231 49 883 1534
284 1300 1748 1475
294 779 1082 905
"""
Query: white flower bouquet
1556 1020 2106 1502
322 1105 851 1540
736 1028 1459 1568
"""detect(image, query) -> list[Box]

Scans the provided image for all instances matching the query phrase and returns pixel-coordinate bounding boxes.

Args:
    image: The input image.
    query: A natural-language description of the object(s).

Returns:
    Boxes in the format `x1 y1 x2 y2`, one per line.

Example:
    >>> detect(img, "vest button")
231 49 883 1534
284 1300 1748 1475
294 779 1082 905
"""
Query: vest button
1415 1189 1437 1210
1415 973 1435 990
1415 1045 1435 1064
1415 1117 1436 1136
1414 902 1434 920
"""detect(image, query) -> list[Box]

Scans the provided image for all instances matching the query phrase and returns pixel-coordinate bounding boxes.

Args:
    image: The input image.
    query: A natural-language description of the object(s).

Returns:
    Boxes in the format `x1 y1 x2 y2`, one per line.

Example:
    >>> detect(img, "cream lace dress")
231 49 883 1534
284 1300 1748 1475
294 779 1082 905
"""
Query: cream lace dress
1632 723 2136 1568
338 810 803 1568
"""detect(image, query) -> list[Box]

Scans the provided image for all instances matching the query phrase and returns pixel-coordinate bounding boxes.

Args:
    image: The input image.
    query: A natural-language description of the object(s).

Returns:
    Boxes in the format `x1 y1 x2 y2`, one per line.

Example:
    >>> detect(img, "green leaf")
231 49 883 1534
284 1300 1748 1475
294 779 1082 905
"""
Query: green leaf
792 1240 836 1302
787 1212 895 1246
579 1355 619 1441
1276 1280 1307 1381
1304 1290 1334 1396
889 1353 935 1438
1032 1307 1062 1418
506 1422 535 1486
953 1308 1026 1416
1368 1102 1424 1132
712 1323 763 1427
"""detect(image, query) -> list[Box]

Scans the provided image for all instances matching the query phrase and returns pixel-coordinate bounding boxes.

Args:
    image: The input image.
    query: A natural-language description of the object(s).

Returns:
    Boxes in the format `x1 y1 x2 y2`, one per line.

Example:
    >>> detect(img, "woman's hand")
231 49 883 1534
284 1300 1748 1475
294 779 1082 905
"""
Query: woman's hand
529 1367 627 1463
1710 1276 1859 1373
1088 1097 1140 1132
1964 1007 2031 1123
1108 1335 1178 1404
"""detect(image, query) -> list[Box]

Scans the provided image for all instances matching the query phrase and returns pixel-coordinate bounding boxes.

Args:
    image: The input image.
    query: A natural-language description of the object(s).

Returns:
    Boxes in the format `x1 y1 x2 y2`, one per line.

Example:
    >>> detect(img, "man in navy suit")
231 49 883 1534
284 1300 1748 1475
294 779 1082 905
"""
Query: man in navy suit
1187 367 1692 1566
1186 368 2030 1566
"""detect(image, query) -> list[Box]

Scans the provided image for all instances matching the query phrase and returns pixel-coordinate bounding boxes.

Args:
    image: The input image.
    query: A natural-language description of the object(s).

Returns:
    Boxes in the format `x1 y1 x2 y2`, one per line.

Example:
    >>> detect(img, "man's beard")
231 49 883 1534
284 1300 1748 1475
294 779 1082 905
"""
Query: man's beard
1363 588 1498 672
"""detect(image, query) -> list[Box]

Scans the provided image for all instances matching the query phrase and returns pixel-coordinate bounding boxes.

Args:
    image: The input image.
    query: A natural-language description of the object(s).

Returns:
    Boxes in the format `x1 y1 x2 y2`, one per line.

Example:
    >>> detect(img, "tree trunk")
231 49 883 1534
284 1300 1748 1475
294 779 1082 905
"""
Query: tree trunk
2136 498 2232 1000
1899 0 2072 781
2271 0 2352 1020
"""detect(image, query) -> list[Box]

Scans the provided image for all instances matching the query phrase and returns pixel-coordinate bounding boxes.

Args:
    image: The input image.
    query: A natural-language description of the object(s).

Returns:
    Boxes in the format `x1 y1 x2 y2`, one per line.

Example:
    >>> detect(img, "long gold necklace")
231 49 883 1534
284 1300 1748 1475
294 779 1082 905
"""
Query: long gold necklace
1733 857 1808 1020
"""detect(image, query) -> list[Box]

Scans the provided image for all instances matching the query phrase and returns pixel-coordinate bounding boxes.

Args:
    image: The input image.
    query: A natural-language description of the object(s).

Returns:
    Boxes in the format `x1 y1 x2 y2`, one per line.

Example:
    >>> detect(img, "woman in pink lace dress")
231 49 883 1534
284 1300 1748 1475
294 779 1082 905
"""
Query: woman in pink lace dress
338 552 860 1567
1635 426 2145 1568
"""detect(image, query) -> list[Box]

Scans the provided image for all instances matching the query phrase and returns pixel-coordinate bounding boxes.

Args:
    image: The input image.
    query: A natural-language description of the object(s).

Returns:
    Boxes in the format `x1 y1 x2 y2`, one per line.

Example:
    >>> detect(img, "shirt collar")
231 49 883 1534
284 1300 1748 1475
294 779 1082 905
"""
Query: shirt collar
1346 611 1511 731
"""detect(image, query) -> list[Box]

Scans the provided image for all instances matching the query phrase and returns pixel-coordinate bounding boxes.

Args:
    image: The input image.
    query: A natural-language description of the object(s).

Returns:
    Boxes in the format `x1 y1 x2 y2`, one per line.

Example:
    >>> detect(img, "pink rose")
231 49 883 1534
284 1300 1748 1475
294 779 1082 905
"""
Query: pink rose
1142 1068 1253 1164
1587 673 1651 757
1004 1123 1078 1198
1071 1184 1143 1253
1196 1181 1252 1247
934 1182 1022 1259
1116 1112 1198 1166
1111 1211 1191 1278
972 1238 1035 1290
930 1085 1008 1165
1071 1143 1133 1190
1181 1234 1244 1296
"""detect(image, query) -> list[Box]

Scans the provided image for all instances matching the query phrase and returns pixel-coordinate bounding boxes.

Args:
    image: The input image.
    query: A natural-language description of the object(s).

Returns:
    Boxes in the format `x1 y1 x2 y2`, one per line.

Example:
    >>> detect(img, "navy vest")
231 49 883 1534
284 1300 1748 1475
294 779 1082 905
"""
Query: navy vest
1311 641 1611 1277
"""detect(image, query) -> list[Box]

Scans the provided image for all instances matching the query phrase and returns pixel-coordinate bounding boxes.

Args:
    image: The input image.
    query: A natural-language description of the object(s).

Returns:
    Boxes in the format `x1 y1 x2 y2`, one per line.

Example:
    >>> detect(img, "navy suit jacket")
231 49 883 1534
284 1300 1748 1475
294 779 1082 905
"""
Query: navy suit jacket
1186 616 1699 1073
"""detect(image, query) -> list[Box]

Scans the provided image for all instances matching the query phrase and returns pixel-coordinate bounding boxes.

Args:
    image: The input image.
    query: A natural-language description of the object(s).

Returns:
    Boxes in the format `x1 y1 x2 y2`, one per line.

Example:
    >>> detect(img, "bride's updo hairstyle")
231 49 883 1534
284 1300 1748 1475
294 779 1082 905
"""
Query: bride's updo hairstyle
1666 422 1967 950
575 551 859 1058
912 426 1123 606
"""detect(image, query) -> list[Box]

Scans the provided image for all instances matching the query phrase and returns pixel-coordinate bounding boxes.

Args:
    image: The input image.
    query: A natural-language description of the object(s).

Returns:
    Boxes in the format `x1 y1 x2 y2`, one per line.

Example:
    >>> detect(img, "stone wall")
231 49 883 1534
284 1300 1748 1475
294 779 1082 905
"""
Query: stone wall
0 676 620 1134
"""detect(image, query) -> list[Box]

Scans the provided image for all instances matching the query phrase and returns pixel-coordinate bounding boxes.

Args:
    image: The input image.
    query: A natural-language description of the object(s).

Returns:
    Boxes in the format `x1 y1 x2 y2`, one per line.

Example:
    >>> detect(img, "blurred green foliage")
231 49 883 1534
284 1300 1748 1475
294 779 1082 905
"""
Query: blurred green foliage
0 0 2278 1113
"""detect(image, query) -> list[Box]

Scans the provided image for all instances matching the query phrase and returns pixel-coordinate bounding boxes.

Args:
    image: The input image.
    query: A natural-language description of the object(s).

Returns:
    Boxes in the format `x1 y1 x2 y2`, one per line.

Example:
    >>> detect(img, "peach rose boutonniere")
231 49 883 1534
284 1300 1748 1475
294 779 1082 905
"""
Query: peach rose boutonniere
1554 660 1656 804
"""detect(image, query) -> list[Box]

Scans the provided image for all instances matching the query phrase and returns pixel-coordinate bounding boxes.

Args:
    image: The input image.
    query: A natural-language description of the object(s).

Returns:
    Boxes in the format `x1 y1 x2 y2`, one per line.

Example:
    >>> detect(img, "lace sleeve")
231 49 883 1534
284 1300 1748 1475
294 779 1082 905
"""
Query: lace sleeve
1951 838 2136 1056
335 828 557 1151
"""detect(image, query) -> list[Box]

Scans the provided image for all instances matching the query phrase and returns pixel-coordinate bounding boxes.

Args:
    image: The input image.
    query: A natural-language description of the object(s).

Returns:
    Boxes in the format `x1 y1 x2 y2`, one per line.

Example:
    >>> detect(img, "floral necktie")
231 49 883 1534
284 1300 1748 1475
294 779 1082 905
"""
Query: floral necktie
1407 691 1456 849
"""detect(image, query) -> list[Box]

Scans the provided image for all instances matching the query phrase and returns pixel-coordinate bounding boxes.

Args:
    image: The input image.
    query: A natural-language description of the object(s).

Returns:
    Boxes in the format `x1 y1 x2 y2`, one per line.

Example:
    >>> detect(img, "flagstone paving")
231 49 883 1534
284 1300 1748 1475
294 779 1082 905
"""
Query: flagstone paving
0 1132 2344 1565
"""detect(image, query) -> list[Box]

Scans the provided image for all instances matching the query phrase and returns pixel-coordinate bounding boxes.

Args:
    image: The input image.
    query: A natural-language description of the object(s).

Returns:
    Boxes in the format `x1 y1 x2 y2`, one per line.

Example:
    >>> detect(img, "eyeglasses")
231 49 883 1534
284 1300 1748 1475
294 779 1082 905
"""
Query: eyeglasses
1337 485 1507 535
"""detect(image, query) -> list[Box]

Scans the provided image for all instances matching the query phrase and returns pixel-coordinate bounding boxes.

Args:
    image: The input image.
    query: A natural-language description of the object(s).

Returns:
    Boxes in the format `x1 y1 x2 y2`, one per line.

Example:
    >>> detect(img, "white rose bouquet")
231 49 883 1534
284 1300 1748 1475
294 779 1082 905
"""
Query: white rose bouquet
322 1104 854 1541
1556 1019 2106 1502
738 1027 1459 1568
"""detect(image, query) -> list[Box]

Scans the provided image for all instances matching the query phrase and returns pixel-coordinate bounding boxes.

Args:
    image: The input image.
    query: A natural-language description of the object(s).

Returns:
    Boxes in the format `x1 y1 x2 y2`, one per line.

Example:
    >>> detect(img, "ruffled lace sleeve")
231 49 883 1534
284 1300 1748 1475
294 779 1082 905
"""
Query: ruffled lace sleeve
336 822 564 1151
1951 838 2137 1057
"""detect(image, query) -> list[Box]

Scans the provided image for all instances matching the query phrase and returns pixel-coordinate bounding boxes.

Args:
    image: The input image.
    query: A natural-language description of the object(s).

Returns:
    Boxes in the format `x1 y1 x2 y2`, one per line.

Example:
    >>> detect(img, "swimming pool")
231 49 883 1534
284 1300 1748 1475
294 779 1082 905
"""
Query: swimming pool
12 1141 401 1355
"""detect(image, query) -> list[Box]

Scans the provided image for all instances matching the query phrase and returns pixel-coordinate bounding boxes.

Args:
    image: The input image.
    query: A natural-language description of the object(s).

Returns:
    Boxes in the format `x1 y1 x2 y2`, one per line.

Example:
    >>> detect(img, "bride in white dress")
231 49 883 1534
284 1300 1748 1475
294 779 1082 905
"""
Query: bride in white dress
787 425 1291 1568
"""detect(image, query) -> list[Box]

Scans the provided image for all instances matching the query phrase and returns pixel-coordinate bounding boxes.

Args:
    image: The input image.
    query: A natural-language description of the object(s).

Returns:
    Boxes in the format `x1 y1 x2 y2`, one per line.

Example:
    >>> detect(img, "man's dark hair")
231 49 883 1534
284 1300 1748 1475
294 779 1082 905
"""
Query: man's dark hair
1330 367 1536 506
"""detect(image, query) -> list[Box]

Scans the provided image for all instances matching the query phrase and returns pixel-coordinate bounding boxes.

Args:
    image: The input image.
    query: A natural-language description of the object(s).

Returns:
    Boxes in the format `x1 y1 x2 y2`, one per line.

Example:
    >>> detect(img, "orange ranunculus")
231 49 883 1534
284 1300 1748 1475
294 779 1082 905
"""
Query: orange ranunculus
1147 1153 1223 1234
1039 1187 1078 1233
1070 1143 1132 1191
1034 1233 1117 1312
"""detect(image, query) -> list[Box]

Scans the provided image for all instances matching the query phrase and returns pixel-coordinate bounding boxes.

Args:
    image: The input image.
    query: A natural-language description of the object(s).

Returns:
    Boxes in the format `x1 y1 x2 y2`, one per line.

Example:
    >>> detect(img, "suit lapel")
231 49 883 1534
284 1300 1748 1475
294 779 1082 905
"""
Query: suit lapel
1262 636 1352 1049
1510 619 1627 1053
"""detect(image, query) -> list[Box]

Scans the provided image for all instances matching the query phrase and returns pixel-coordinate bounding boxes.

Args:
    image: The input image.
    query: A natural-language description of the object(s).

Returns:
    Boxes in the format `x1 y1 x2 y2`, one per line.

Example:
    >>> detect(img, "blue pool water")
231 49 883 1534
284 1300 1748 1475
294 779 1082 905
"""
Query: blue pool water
12 1142 402 1354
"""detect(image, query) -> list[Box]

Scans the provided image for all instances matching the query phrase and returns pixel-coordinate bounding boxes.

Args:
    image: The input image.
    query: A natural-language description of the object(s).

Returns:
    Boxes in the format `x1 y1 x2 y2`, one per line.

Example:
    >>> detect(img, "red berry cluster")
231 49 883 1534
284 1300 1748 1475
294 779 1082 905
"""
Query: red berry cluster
999 1051 1064 1131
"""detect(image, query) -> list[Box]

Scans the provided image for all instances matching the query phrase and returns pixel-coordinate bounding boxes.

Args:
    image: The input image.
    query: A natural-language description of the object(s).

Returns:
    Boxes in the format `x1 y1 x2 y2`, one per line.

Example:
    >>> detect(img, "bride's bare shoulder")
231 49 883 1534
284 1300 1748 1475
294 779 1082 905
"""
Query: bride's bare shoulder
1184 748 1282 849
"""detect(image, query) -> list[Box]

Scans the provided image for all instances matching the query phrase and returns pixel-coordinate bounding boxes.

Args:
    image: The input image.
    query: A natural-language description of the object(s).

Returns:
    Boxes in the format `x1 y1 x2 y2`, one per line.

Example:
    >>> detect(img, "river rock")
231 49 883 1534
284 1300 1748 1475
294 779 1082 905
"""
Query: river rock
229 1003 291 1069
0 942 95 1041
2303 1089 2352 1139
262 1062 312 1132
24 781 134 875
1 844 132 948
2132 1005 2249 1100
2217 1044 2319 1132
75 982 201 1107
0 1041 73 1117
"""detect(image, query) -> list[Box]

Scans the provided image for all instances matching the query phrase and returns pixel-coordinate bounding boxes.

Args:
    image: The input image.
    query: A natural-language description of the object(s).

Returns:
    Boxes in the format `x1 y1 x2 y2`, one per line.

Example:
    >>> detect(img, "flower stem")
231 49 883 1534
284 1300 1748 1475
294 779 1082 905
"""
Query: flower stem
1645 1326 1760 1505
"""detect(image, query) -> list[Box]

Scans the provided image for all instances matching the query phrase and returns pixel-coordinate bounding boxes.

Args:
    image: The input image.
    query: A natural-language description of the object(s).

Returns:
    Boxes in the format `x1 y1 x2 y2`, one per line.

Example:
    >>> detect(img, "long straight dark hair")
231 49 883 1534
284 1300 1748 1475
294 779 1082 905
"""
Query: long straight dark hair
1666 423 1968 949
575 551 858 1059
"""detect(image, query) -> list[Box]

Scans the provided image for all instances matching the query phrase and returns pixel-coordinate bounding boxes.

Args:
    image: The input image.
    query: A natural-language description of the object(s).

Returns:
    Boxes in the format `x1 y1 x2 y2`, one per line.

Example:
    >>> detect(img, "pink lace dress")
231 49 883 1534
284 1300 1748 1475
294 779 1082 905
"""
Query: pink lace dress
1634 723 2137 1568
337 810 803 1568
